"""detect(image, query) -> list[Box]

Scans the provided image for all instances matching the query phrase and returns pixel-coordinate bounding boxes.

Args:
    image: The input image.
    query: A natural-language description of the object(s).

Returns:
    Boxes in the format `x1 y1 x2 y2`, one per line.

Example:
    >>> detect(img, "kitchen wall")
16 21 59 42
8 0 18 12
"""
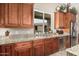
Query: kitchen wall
34 3 79 33
0 28 34 36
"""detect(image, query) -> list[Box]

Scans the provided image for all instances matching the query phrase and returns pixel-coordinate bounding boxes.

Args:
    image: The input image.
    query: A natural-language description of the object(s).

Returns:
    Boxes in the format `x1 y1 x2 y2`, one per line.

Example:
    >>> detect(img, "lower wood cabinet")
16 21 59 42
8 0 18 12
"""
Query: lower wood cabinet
15 41 33 56
65 36 71 48
44 38 53 55
44 38 59 56
0 36 70 56
0 43 15 56
52 38 60 53
33 39 44 56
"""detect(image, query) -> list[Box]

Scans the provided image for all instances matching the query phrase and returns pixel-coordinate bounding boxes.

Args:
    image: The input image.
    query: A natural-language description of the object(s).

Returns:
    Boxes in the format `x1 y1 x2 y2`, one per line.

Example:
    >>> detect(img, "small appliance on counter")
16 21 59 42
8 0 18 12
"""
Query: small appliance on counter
0 30 13 43
56 29 64 34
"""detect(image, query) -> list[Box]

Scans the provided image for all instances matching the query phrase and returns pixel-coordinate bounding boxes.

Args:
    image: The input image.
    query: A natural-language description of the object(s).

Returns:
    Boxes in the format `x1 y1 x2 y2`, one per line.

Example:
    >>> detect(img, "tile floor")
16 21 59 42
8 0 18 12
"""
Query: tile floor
50 50 67 56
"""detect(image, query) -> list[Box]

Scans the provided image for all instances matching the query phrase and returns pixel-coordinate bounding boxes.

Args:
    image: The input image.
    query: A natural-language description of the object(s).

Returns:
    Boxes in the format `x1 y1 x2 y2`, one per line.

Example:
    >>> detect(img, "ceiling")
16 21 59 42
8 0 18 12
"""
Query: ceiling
34 3 79 13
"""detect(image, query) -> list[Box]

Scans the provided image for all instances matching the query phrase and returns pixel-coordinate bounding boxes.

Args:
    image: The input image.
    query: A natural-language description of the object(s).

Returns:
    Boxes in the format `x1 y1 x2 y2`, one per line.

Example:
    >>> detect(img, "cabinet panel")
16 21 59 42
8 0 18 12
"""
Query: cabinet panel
54 12 64 29
54 12 59 29
21 4 33 28
0 4 5 26
59 12 64 28
44 39 53 55
54 12 76 29
5 4 18 27
33 39 44 56
53 38 59 53
65 36 71 48
33 45 44 56
0 44 15 56
44 38 59 55
65 13 71 28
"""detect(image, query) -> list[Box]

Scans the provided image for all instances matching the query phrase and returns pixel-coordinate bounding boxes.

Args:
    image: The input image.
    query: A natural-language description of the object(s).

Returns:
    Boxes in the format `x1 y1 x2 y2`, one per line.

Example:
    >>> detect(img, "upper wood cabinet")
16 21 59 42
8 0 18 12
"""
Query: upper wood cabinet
18 4 33 28
65 12 76 28
5 4 19 27
21 4 33 28
54 12 65 29
0 4 5 27
0 3 33 28
54 11 76 29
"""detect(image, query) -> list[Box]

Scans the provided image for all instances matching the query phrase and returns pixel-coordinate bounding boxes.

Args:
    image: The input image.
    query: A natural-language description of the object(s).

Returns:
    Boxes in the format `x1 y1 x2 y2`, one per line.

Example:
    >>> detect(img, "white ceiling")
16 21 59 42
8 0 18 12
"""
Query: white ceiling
34 3 79 13
34 3 60 13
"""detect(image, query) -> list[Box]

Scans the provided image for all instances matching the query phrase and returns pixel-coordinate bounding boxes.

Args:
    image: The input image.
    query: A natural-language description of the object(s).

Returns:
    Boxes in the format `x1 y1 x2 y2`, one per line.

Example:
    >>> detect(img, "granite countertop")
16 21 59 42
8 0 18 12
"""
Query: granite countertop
66 44 79 56
0 33 70 45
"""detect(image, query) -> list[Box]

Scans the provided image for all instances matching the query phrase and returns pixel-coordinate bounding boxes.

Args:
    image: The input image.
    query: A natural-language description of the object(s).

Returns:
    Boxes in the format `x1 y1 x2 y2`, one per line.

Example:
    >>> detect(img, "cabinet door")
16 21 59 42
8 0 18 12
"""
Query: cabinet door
0 44 15 56
21 4 33 28
44 39 53 55
65 36 71 48
53 38 59 53
0 45 3 56
33 45 44 56
5 4 19 27
0 4 5 27
59 12 64 28
65 13 71 28
65 12 76 28
54 12 65 29
33 39 44 56
54 12 59 29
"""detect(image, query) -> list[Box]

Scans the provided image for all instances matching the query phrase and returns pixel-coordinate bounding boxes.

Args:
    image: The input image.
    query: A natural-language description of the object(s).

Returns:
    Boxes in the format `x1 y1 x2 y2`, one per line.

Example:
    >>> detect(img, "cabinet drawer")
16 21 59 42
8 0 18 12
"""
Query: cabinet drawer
33 39 44 46
15 41 32 48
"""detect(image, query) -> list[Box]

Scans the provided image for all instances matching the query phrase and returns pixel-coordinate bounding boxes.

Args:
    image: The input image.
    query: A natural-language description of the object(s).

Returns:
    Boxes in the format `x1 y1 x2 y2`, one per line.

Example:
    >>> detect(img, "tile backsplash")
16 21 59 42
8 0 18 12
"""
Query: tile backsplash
0 28 34 36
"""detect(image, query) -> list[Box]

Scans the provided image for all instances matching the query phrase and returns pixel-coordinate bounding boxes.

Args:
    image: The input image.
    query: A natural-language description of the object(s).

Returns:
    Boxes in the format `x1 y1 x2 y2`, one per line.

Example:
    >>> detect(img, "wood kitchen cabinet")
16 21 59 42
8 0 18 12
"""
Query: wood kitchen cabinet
44 38 59 55
52 38 59 53
20 4 33 28
64 36 71 48
0 3 33 28
33 39 44 56
0 4 5 27
44 38 53 55
0 43 15 56
15 41 33 56
4 4 19 27
65 12 76 28
54 11 76 29
54 12 65 29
